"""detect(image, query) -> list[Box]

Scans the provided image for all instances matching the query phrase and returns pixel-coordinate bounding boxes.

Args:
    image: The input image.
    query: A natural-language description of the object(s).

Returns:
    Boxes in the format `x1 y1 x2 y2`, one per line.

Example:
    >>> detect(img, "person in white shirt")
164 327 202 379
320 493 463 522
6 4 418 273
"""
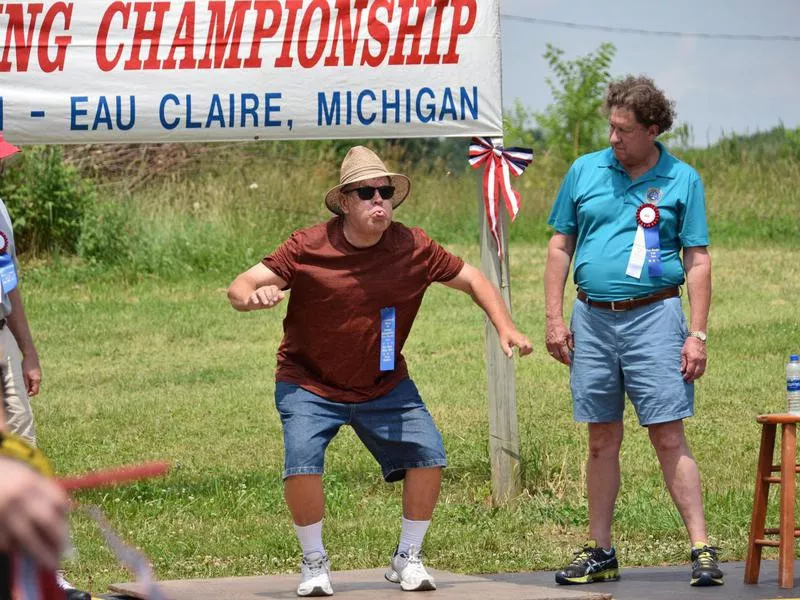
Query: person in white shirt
0 135 41 445
0 134 89 600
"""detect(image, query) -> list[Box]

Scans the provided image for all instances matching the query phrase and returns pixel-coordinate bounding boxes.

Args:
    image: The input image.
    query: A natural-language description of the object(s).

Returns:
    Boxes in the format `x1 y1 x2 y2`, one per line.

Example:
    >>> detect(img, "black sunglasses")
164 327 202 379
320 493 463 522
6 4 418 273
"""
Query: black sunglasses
347 185 395 201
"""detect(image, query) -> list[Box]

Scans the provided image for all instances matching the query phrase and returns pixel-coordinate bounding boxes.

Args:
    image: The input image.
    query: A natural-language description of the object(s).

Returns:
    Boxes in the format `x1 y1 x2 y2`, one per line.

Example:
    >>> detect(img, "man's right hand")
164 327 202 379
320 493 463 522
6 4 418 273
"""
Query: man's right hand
247 285 285 310
545 318 574 365
228 264 289 312
22 352 42 397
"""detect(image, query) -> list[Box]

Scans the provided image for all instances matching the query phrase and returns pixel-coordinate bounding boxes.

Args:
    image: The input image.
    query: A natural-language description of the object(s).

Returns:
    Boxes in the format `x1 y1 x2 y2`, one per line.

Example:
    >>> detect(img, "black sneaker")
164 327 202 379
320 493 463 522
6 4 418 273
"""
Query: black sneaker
555 540 620 585
690 544 724 586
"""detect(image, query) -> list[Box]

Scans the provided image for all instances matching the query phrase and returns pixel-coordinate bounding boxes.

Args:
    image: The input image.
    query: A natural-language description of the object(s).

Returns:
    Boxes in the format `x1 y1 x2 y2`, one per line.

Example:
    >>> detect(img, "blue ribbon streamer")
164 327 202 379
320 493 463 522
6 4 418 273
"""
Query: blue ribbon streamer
0 253 17 294
379 307 396 371
644 226 663 277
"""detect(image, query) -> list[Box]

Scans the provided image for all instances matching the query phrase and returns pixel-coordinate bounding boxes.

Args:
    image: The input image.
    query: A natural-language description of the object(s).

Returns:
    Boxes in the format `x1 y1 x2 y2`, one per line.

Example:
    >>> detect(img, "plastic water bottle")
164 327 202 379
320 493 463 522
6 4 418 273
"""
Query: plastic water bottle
788 355 800 415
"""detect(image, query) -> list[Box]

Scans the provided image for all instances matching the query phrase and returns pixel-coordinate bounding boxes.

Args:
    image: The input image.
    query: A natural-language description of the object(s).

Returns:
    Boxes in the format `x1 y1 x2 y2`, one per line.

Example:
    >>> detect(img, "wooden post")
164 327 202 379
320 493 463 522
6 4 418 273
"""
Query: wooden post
477 173 521 504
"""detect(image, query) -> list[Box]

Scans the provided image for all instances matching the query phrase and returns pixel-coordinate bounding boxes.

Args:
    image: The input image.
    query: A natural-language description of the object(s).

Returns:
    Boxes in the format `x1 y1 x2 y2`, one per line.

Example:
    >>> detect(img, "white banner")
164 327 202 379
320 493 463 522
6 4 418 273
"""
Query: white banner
0 0 502 144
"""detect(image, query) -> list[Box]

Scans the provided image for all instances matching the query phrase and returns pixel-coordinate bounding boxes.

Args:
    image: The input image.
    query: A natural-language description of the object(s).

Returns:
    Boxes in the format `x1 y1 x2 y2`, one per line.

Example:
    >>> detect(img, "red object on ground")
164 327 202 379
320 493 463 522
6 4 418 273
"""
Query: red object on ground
56 461 170 491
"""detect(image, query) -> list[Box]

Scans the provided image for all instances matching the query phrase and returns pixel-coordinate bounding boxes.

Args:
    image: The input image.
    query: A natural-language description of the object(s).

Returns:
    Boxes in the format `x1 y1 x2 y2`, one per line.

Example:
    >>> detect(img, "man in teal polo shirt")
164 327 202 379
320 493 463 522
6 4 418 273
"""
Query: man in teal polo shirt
544 76 723 588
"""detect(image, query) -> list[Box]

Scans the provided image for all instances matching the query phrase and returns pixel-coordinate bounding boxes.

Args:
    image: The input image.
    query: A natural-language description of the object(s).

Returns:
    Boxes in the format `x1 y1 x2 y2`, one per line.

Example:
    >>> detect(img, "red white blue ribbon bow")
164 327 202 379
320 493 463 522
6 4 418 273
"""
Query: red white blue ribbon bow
468 137 534 259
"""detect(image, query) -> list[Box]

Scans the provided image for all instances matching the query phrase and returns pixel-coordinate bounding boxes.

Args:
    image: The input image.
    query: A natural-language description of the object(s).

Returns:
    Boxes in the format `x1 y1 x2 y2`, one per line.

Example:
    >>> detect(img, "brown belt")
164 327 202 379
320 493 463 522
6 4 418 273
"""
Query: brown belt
577 287 680 312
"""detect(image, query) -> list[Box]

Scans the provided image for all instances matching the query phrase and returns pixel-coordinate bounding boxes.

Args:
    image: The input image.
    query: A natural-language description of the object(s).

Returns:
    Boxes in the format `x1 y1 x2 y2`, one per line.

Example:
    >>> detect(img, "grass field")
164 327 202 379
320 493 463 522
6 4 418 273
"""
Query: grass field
22 238 799 594
56 135 799 284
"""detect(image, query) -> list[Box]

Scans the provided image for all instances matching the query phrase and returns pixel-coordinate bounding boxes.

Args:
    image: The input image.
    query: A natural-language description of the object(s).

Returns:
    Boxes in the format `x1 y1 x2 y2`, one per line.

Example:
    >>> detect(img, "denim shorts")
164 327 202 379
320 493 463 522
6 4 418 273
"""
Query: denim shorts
274 378 447 482
569 296 694 426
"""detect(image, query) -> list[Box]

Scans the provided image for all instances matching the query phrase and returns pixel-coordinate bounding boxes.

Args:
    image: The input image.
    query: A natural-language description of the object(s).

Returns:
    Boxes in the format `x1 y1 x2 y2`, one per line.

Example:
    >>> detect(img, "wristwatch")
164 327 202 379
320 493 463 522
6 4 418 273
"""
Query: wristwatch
688 331 708 343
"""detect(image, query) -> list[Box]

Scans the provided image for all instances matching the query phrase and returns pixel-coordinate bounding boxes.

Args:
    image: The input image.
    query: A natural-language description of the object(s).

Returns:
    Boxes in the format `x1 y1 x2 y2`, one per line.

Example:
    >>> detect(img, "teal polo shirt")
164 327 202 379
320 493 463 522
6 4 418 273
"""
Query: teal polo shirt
548 142 709 302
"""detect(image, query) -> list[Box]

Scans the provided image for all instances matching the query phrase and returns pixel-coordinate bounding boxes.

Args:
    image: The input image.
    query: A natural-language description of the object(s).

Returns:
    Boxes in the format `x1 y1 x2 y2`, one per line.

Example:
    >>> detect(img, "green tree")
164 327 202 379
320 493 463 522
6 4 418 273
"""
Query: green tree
503 99 544 149
535 42 616 162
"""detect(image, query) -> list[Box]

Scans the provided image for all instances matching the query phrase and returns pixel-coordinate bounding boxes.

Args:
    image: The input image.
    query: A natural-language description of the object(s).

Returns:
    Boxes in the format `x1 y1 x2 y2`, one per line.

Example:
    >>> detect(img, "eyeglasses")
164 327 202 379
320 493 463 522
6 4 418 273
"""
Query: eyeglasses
346 185 395 201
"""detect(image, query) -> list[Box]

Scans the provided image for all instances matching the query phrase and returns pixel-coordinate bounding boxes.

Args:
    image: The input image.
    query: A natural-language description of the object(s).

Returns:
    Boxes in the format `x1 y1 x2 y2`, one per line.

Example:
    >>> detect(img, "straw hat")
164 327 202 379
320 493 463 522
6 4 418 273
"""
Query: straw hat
324 146 411 216
0 134 21 166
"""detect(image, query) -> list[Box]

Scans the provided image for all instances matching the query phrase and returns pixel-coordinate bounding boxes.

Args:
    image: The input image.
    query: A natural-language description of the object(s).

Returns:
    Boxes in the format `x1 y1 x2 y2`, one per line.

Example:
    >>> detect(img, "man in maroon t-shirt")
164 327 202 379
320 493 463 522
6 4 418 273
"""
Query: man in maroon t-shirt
228 146 532 597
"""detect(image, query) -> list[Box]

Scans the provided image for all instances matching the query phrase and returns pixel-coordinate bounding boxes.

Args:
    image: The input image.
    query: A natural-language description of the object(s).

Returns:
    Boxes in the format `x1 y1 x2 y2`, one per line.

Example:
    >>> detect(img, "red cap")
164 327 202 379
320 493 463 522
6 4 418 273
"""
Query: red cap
0 133 21 161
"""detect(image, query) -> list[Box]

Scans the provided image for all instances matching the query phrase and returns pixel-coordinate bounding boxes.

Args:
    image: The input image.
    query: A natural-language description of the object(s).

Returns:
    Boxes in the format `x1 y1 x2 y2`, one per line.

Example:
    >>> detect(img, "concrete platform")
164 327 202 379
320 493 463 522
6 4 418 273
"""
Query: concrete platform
484 561 800 599
107 560 800 600
108 568 610 600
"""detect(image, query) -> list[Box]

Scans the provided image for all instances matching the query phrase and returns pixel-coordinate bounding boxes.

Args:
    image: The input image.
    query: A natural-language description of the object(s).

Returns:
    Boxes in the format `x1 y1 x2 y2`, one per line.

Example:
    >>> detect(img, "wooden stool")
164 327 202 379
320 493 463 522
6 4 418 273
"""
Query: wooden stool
744 414 800 588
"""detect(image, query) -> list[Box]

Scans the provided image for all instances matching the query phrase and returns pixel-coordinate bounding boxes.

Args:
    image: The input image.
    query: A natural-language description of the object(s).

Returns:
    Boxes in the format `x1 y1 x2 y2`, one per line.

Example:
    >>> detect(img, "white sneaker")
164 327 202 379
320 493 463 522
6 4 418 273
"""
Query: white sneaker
55 571 73 590
297 551 333 597
56 571 91 600
385 545 436 591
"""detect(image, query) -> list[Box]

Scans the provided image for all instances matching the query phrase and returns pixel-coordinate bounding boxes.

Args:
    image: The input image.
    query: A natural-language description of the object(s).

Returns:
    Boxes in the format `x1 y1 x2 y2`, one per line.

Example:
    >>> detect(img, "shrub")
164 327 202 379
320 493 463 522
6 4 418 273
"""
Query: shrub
0 145 94 254
78 199 140 266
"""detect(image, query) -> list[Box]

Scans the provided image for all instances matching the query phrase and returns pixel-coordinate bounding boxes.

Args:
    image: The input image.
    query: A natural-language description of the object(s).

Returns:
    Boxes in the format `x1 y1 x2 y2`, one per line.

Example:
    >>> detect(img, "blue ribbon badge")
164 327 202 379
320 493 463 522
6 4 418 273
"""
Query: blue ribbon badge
636 203 663 277
379 307 396 371
0 254 17 295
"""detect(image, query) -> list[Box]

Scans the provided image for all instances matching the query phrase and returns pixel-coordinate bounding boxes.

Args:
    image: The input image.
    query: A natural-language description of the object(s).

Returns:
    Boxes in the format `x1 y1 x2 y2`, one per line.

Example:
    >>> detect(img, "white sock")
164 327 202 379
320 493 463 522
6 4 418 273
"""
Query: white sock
294 521 325 558
398 517 431 554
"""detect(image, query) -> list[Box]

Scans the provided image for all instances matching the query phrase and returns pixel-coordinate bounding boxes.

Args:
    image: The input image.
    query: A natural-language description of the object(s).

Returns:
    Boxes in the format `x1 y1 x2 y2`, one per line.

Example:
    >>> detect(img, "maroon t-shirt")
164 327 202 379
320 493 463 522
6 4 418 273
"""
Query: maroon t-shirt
262 218 464 403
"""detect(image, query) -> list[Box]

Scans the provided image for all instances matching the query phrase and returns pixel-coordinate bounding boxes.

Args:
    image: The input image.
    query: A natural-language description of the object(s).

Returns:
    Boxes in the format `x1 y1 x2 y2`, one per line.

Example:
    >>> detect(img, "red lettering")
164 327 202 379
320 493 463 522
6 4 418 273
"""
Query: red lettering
274 0 301 67
124 1 170 70
443 0 475 63
199 0 250 69
422 0 448 65
38 2 72 72
297 0 328 68
96 2 129 72
389 0 430 66
360 0 392 67
242 0 281 68
163 1 198 69
324 0 366 66
0 3 44 72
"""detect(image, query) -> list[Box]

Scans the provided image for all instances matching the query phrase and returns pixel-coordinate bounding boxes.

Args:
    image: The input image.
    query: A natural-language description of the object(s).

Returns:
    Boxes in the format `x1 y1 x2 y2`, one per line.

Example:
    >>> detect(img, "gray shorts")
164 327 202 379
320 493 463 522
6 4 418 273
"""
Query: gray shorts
569 296 693 426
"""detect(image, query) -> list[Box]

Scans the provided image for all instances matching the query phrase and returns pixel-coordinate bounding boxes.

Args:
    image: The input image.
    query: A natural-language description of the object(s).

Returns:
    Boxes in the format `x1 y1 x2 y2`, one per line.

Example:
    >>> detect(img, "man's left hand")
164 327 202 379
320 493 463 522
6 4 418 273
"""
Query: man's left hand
22 354 42 397
681 337 707 383
499 330 533 358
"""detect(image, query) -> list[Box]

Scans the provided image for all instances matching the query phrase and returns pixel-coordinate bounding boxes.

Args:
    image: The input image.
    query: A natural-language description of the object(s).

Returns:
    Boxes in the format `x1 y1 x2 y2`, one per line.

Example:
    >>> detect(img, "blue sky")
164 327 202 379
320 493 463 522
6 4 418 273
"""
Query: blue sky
500 0 800 145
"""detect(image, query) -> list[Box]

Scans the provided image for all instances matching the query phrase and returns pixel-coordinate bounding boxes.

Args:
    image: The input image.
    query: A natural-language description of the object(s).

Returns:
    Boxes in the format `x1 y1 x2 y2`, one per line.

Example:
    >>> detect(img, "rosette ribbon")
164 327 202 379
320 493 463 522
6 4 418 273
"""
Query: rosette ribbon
625 203 663 279
468 137 534 259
